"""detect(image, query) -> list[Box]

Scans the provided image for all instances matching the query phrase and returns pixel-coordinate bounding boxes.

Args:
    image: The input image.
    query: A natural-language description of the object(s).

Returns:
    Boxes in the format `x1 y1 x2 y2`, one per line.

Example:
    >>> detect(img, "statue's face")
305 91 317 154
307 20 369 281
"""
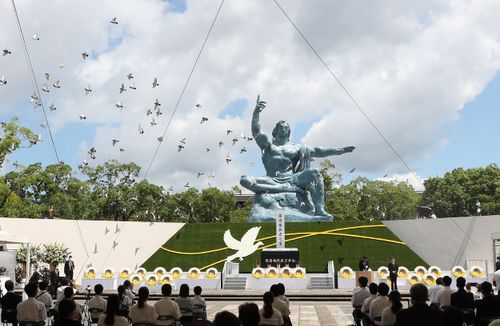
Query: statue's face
272 121 291 144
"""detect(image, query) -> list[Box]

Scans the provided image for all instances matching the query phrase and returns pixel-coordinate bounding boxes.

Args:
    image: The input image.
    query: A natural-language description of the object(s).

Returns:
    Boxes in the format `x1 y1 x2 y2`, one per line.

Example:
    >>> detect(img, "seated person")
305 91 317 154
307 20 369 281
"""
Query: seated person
36 281 54 313
176 284 194 324
88 284 107 321
154 284 182 326
129 287 158 324
117 285 133 317
450 277 474 309
17 282 47 324
436 276 454 308
351 276 370 326
60 287 81 320
259 292 283 326
395 283 445 326
213 311 241 326
97 294 128 326
369 283 390 325
238 303 260 326
270 284 290 324
276 283 290 308
475 282 500 326
192 286 207 320
58 299 82 326
1 280 22 326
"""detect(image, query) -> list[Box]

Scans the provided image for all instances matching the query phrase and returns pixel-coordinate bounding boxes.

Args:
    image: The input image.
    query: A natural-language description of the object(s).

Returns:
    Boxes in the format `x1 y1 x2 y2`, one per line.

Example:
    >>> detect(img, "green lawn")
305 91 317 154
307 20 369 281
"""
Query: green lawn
142 221 427 273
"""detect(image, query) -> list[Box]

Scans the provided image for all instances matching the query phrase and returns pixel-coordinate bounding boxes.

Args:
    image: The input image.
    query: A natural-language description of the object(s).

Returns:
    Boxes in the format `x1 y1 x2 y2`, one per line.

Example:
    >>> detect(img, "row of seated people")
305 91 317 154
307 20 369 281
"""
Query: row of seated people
0 279 292 326
351 276 500 326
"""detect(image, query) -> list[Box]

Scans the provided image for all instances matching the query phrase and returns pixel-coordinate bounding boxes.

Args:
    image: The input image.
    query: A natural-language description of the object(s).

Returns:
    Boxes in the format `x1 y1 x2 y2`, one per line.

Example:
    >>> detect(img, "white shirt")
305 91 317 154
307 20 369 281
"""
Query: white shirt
56 286 69 302
381 306 397 326
97 314 129 326
129 302 158 324
272 297 290 317
259 307 284 326
362 295 378 314
489 320 500 326
428 284 443 303
369 296 390 324
154 298 182 325
278 295 290 308
437 286 454 308
125 288 135 300
35 290 53 310
493 270 500 293
352 287 370 307
17 297 47 322
192 295 206 316
88 295 107 319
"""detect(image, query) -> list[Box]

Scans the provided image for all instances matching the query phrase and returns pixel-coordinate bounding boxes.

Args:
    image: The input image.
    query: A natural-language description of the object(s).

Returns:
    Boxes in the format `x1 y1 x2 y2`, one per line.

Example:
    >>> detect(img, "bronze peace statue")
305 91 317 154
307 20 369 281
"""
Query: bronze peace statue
240 95 355 222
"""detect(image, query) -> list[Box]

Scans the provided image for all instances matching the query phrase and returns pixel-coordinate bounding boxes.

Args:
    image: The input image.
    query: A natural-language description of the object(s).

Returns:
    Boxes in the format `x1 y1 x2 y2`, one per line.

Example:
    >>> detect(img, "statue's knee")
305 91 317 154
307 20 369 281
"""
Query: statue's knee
309 168 321 178
240 175 252 188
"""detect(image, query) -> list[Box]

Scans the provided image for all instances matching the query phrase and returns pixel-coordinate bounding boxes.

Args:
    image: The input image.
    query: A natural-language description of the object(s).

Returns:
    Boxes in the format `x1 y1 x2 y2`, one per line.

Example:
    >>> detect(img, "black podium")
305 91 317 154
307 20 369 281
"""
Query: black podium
261 248 300 268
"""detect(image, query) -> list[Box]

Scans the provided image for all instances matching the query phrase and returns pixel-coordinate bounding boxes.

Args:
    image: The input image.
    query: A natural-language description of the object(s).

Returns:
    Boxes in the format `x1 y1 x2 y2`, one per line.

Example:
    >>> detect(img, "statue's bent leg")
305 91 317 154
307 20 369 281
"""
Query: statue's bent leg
293 168 331 217
240 175 296 194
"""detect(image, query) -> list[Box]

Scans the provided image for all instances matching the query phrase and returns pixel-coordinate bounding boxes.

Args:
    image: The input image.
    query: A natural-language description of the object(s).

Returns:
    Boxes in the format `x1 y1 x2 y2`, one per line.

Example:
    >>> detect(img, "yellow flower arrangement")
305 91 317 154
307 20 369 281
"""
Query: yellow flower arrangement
102 268 114 279
423 272 436 286
188 268 201 278
252 267 265 279
377 266 389 278
281 267 292 279
130 274 143 286
267 267 279 278
119 268 131 279
428 266 442 277
407 273 421 285
135 267 147 278
414 266 427 277
451 266 466 278
170 267 182 279
339 266 354 279
154 267 167 278
470 265 485 278
84 268 97 279
205 268 218 279
146 274 159 286
160 275 173 285
294 267 306 279
397 266 409 279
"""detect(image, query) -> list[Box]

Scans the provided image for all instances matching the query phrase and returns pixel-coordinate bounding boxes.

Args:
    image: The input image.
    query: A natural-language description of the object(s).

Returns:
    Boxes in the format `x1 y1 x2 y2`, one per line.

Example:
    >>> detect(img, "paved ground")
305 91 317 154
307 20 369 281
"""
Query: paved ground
206 301 355 326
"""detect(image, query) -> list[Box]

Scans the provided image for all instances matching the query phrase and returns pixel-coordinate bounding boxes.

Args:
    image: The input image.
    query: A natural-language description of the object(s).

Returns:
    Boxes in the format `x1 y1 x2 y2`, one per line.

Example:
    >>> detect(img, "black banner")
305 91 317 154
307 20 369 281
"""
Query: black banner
261 248 300 268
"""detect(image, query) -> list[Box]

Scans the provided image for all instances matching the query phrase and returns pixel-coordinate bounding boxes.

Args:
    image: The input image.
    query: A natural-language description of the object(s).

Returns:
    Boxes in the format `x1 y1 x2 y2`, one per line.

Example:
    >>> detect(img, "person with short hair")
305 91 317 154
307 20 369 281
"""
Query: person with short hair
361 283 378 315
60 286 81 320
450 277 474 309
352 276 370 326
276 283 289 308
122 280 135 300
475 281 500 325
192 286 206 320
238 302 260 326
117 285 132 317
129 287 158 324
394 283 445 326
213 311 241 326
97 294 128 326
176 284 194 324
36 281 54 313
381 291 402 326
436 276 454 308
428 277 444 307
493 264 500 294
56 278 70 303
154 284 182 326
58 298 82 326
1 279 22 326
269 284 290 325
64 256 75 280
17 282 47 324
88 284 107 321
388 258 398 291
259 292 283 326
369 283 391 325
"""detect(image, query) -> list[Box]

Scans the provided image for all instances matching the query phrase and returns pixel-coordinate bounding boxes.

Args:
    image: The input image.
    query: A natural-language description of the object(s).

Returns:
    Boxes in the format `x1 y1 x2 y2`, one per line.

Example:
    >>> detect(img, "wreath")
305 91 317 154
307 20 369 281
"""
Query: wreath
205 268 218 279
102 268 114 279
267 267 279 278
188 268 201 279
84 268 97 279
130 274 143 286
170 267 183 279
252 267 264 279
414 266 427 277
119 268 131 279
294 267 306 279
407 273 421 285
428 266 442 277
397 266 410 278
423 272 436 286
470 265 485 278
451 266 466 278
160 274 173 285
135 267 147 278
146 274 159 286
339 266 354 279
281 267 292 279
377 266 389 278
154 267 167 278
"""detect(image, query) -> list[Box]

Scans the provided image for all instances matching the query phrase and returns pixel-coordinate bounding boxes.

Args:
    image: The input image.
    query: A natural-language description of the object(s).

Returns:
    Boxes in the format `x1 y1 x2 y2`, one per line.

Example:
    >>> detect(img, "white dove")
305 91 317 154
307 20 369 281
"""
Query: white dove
224 226 264 262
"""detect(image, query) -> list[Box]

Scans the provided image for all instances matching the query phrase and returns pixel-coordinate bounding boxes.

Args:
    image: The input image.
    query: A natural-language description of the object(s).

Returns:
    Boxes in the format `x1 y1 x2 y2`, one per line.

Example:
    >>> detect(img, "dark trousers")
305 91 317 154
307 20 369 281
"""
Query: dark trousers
390 276 398 291
352 308 364 326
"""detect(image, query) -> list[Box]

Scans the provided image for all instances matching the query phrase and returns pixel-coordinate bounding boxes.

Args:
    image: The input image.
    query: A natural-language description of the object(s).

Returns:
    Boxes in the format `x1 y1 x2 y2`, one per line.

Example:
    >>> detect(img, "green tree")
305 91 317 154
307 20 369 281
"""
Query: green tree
0 117 38 168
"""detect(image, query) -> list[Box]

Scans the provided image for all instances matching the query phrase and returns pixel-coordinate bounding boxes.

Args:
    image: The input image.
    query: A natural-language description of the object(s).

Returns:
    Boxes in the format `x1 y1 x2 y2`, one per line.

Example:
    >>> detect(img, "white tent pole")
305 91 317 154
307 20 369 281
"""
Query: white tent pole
26 243 31 281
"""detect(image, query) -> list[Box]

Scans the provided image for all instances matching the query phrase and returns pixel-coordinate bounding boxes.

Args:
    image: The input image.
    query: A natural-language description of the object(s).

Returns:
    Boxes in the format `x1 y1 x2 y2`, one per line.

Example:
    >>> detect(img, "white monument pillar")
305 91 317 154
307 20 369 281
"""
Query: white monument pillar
276 211 285 248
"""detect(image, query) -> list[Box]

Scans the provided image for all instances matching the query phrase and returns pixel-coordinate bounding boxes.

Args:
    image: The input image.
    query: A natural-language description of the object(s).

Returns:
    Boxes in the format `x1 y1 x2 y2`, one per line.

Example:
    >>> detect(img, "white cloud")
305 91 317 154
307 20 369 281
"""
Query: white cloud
1 0 500 191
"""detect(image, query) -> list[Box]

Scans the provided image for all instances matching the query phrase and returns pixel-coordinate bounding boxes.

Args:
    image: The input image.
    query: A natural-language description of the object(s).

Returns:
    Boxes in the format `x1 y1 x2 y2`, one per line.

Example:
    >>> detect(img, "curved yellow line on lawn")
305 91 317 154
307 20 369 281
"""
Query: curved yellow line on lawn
161 224 387 255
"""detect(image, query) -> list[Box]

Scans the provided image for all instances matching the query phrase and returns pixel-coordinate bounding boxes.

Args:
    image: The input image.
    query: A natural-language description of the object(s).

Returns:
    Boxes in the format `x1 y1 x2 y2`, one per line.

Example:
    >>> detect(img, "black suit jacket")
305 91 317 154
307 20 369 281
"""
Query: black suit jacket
475 295 500 319
64 260 74 274
388 263 398 280
395 303 446 326
1 292 22 322
450 288 474 309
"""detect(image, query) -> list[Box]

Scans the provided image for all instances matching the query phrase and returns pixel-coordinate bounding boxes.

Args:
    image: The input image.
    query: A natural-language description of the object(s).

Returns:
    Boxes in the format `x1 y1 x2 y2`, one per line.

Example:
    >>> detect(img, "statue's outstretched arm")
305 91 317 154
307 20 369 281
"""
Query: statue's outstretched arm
311 146 355 158
251 95 271 151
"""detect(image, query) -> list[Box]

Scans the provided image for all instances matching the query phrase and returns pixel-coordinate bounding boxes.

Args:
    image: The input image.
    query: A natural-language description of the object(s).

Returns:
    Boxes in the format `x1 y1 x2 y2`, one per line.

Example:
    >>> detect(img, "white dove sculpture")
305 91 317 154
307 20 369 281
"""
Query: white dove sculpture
224 226 264 262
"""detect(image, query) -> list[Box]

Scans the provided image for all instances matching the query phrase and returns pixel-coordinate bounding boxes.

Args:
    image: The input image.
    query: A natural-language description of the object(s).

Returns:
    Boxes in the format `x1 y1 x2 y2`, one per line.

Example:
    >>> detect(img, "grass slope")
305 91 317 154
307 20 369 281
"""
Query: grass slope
142 221 426 273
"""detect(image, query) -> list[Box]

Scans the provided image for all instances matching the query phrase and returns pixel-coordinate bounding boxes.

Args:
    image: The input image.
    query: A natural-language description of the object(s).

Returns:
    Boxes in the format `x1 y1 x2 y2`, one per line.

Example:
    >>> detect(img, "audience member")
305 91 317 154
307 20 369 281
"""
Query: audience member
57 298 81 326
57 278 70 303
394 283 445 326
493 265 500 294
154 284 182 326
428 277 444 307
270 284 290 325
361 283 378 316
122 280 135 300
381 291 402 326
276 283 290 308
441 305 464 326
259 292 284 326
351 276 370 326
475 282 500 326
97 294 128 326
238 303 260 326
436 276 454 308
36 281 54 311
192 286 207 320
117 285 133 317
1 280 22 326
88 284 107 321
369 282 390 325
17 282 47 324
213 311 241 326
176 283 194 324
450 277 474 309
129 287 158 324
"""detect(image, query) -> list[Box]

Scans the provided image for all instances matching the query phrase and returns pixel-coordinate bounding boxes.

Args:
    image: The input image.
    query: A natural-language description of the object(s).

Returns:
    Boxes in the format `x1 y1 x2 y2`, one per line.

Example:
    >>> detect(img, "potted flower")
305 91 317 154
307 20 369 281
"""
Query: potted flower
42 243 71 270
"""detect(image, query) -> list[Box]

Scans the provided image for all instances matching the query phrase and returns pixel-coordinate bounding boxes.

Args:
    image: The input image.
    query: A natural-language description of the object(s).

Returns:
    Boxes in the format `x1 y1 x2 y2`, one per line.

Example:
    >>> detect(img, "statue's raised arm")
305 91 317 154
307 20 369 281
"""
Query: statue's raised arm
251 95 271 152
310 145 355 158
